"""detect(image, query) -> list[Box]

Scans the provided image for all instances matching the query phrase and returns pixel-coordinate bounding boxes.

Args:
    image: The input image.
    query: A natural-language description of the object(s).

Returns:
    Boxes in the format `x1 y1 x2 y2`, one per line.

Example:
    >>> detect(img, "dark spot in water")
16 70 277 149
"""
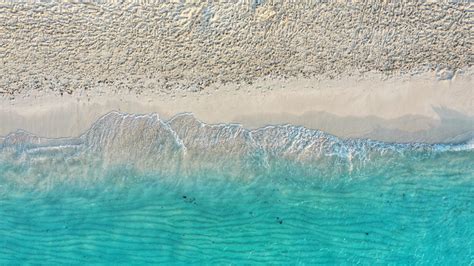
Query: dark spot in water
279 220 283 224
379 193 383 197
402 193 406 198
365 232 369 235
183 196 196 204
249 211 253 215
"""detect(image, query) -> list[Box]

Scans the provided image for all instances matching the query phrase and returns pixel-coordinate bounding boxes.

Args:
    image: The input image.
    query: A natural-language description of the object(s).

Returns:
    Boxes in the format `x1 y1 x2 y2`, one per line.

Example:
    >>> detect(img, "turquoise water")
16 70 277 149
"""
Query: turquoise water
0 112 473 264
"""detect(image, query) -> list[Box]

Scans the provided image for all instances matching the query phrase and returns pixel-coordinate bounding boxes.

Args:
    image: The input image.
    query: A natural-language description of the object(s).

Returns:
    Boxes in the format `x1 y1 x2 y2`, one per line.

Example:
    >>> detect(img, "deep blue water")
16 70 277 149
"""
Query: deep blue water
0 112 472 264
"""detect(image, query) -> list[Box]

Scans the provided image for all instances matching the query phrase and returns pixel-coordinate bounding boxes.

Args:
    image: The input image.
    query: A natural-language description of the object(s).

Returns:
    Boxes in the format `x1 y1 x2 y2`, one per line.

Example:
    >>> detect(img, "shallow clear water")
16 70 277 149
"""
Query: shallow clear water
0 113 473 264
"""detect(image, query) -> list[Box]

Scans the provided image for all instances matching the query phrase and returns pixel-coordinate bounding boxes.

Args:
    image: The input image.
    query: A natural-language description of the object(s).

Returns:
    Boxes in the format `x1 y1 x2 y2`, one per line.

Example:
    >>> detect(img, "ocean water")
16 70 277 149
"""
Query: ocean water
0 112 472 264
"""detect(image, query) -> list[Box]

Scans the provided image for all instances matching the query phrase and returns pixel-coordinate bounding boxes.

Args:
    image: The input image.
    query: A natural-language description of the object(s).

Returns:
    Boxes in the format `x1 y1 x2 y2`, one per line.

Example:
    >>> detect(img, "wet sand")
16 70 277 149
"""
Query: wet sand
1 71 472 143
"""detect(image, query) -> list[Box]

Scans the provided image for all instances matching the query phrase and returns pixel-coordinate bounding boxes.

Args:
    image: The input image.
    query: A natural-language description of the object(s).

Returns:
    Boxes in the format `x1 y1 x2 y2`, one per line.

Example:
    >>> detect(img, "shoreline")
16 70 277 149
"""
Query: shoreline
1 72 473 144
1 1 472 144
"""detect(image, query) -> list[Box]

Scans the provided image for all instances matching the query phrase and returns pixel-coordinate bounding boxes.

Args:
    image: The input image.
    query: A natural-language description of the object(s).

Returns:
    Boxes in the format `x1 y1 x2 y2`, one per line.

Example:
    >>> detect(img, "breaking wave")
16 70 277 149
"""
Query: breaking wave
0 111 472 191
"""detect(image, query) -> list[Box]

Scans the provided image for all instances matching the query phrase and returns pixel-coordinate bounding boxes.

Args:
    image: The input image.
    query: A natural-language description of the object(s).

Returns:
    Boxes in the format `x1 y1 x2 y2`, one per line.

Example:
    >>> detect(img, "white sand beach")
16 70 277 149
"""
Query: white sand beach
0 1 472 143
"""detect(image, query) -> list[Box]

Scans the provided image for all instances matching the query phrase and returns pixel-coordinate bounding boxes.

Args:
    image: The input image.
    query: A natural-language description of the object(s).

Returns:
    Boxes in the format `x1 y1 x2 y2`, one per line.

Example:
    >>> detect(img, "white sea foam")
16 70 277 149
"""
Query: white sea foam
0 112 472 193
